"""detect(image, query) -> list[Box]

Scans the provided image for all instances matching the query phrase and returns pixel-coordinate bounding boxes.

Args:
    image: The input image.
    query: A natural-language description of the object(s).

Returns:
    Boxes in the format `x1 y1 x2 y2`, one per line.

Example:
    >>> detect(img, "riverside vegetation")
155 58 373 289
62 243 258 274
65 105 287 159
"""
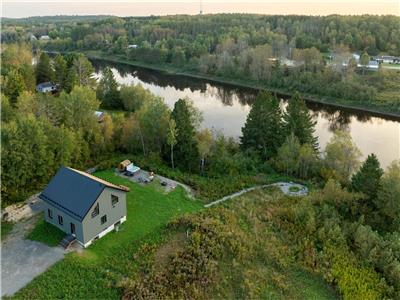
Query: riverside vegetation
3 14 400 114
1 44 400 299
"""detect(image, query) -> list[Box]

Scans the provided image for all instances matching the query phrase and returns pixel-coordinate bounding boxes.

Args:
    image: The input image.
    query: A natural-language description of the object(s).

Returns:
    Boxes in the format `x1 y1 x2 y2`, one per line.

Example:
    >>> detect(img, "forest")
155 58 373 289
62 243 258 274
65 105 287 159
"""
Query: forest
1 39 400 299
2 14 400 113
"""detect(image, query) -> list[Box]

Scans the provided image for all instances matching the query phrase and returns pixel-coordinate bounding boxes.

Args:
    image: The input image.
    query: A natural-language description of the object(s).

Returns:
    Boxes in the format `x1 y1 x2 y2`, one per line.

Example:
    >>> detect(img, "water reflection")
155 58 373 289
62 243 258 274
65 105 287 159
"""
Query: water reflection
92 59 400 168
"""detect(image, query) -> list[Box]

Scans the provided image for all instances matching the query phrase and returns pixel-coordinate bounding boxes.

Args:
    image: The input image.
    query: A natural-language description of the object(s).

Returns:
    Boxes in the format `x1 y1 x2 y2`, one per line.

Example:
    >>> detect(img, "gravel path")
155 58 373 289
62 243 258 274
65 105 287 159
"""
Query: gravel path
116 169 194 198
204 182 308 208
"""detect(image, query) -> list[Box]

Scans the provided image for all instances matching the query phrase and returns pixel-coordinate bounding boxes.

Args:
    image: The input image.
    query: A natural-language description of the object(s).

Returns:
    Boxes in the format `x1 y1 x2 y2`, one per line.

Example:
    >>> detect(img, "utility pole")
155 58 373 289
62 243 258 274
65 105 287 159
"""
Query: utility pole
199 0 203 15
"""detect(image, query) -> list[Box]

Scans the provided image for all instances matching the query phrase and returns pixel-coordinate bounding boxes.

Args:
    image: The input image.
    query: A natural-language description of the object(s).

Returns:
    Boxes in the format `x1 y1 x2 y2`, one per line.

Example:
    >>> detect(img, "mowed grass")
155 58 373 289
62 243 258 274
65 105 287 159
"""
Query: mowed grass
26 217 65 246
12 170 202 299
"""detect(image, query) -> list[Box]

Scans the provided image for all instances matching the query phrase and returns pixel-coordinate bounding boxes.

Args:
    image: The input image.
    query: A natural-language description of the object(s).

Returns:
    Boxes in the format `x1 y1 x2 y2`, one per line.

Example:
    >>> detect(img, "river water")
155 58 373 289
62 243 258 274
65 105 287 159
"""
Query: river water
92 60 400 169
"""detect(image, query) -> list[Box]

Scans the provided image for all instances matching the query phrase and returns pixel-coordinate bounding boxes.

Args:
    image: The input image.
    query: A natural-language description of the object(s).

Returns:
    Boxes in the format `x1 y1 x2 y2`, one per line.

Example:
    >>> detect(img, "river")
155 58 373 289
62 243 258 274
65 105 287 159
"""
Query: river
92 60 400 169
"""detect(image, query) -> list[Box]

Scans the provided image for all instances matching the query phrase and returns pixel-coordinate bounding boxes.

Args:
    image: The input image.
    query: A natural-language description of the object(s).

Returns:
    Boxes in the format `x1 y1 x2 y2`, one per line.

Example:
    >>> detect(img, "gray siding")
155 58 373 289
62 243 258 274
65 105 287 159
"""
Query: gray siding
81 188 127 244
43 202 84 242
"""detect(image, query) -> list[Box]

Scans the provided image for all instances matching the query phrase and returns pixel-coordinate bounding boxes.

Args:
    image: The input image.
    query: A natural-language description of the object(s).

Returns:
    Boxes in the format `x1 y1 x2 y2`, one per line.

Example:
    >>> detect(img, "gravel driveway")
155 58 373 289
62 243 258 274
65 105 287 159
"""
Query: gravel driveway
1 216 66 297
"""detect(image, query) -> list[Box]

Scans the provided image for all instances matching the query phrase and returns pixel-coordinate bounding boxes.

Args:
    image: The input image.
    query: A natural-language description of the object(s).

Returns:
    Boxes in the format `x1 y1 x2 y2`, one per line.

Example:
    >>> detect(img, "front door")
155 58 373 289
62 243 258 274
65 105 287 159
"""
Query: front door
70 223 76 235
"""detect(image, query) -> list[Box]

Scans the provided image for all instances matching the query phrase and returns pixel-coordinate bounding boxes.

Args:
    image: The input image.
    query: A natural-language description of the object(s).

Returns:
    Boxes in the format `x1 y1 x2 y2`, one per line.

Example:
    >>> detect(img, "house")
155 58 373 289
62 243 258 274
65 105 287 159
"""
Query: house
356 60 379 71
39 167 129 247
36 82 58 93
39 35 50 41
352 53 360 62
94 111 105 122
381 55 400 64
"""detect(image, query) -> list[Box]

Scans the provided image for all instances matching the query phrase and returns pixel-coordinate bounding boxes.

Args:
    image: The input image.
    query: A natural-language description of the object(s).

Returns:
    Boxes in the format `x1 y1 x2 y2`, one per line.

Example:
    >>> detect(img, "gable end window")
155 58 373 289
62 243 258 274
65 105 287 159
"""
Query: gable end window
91 203 99 218
101 215 107 225
48 209 53 219
111 195 119 207
58 215 63 225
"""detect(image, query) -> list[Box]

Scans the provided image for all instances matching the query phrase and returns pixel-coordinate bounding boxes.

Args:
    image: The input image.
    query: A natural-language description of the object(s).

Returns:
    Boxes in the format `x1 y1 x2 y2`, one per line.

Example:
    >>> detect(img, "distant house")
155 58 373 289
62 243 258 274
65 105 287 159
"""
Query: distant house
36 82 58 93
128 44 138 49
39 167 129 247
39 35 51 41
352 53 360 62
381 55 400 64
280 58 302 68
94 111 105 122
356 60 379 71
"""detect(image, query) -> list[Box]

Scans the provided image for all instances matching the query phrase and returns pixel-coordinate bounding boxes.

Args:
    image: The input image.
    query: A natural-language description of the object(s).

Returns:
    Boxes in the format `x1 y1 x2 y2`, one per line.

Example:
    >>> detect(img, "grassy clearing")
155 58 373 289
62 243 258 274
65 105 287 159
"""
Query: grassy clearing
26 216 65 247
12 170 202 299
1 221 14 241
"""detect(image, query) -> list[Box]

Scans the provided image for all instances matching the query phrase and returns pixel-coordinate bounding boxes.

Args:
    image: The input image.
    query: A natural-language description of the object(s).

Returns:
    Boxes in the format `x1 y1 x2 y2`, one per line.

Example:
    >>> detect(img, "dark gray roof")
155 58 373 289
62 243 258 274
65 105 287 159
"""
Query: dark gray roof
39 167 128 221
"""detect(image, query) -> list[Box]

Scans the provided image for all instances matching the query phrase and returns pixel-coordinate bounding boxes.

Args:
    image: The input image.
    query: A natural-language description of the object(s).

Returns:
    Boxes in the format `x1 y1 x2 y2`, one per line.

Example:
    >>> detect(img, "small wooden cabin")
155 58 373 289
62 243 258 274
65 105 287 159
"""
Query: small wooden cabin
118 160 131 172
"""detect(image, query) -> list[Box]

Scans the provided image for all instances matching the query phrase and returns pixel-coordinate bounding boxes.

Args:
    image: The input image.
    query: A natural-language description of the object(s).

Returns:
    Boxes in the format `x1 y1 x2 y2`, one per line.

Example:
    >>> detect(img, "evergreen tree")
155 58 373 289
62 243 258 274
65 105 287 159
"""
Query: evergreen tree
64 67 78 93
351 153 383 200
36 53 54 83
72 54 95 87
240 91 283 159
54 55 68 90
172 98 199 172
97 67 121 109
283 92 319 151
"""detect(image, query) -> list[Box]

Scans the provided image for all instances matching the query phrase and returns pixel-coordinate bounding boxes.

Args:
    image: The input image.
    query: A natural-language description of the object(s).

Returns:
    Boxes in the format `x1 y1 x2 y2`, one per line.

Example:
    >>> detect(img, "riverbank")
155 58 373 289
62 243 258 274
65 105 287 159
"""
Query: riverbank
82 50 400 119
44 49 400 118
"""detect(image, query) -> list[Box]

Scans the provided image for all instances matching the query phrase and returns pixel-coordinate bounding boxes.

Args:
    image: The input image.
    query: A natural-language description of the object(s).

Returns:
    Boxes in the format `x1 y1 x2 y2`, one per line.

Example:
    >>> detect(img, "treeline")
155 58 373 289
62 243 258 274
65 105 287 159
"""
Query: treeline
2 15 400 112
1 45 397 206
3 14 399 55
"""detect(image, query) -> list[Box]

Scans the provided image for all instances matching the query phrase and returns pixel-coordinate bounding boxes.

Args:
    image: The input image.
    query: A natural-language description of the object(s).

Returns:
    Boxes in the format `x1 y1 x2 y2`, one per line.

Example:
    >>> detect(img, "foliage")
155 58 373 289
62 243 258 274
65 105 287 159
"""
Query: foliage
36 52 54 83
172 99 200 172
241 91 283 159
1 221 14 240
375 161 400 232
3 69 26 103
122 188 337 300
53 54 68 90
119 83 154 112
4 15 400 112
283 92 318 150
351 153 383 200
322 130 362 185
97 66 121 108
26 217 65 247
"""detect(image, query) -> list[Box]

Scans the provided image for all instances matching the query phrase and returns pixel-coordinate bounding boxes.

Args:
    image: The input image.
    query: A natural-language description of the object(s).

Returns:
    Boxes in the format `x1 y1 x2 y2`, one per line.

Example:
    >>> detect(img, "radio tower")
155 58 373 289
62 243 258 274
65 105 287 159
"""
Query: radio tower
199 0 203 15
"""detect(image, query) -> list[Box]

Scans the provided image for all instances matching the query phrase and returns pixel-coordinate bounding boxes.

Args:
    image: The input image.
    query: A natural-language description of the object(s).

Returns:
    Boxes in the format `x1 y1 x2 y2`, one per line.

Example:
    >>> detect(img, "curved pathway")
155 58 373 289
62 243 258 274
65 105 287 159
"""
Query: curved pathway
204 182 308 208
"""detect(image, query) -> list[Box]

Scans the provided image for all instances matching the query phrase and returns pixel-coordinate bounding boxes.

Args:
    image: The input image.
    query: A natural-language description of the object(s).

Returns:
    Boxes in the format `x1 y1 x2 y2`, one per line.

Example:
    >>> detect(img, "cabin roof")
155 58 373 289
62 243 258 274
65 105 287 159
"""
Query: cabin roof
39 167 129 221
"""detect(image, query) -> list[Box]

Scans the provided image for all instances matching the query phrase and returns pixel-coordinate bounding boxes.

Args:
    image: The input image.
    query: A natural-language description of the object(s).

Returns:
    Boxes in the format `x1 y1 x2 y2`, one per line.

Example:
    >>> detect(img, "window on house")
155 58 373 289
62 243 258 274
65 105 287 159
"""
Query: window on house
58 215 63 225
111 195 119 207
91 203 99 218
48 209 53 219
101 215 107 225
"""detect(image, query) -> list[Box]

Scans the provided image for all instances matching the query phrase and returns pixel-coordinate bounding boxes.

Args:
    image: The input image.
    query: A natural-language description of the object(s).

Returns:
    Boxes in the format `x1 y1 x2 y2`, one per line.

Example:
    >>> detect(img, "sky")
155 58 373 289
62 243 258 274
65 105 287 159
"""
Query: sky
2 0 399 18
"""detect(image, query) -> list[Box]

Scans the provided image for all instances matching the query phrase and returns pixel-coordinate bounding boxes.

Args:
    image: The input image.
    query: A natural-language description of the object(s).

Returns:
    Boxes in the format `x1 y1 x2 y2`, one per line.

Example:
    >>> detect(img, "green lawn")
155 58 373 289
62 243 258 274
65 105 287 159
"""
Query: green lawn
1 221 14 241
26 216 65 247
13 170 202 299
